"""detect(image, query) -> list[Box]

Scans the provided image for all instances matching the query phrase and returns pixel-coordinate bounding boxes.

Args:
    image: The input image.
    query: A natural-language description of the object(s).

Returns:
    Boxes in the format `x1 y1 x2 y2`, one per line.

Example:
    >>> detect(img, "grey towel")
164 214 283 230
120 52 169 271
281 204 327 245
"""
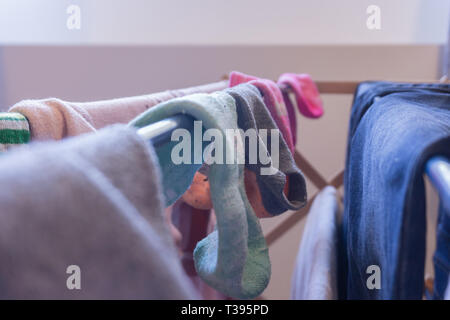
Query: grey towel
225 84 307 215
0 125 197 299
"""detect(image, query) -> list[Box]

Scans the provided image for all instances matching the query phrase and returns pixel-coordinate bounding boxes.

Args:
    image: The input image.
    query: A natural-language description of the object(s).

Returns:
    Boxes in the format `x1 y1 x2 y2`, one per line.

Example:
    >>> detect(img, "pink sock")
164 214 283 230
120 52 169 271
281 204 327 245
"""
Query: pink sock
228 71 295 152
277 73 324 119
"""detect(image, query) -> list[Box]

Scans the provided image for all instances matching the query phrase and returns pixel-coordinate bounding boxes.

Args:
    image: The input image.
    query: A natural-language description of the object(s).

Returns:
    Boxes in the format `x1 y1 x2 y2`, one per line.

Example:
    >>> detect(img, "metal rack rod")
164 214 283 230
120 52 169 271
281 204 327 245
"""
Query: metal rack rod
426 156 450 210
137 114 450 206
137 114 196 148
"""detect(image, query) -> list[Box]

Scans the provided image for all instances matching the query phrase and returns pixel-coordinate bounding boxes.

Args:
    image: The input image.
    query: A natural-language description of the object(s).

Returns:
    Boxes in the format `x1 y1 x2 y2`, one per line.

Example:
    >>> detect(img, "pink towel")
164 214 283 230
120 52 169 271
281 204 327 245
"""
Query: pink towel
9 81 228 141
228 71 295 152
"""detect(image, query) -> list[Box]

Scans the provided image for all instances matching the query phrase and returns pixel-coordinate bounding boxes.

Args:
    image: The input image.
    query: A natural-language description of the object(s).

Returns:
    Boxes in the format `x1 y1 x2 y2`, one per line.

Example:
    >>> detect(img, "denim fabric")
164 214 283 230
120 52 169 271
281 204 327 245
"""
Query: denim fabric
341 82 450 299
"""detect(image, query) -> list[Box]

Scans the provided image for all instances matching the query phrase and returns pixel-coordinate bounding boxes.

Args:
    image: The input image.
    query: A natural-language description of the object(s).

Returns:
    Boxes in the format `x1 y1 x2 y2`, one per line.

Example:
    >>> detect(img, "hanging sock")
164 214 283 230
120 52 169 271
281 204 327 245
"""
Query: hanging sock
229 71 258 87
129 92 270 299
280 88 299 146
277 73 323 146
171 200 227 299
226 72 301 217
0 112 30 152
277 73 324 121
226 84 307 216
181 83 308 217
229 71 295 152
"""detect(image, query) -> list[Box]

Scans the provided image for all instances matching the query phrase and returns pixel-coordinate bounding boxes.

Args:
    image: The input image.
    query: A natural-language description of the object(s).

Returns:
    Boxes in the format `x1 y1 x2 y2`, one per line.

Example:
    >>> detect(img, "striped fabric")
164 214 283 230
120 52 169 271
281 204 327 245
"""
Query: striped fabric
0 112 30 152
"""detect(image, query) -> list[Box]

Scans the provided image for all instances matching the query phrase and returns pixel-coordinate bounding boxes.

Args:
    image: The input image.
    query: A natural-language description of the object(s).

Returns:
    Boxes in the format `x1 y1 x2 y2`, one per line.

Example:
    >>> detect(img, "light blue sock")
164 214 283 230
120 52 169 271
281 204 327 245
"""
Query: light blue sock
129 92 270 299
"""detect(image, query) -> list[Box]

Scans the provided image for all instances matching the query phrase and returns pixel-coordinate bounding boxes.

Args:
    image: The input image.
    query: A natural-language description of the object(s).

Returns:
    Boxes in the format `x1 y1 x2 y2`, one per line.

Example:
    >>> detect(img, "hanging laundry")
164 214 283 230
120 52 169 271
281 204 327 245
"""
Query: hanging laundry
182 71 304 214
341 81 450 299
0 125 196 299
229 71 295 152
182 164 213 210
171 200 227 299
291 186 340 300
181 73 270 211
6 81 228 254
226 84 307 216
0 112 30 152
129 92 270 299
181 83 307 217
277 73 323 120
277 73 324 146
8 81 227 140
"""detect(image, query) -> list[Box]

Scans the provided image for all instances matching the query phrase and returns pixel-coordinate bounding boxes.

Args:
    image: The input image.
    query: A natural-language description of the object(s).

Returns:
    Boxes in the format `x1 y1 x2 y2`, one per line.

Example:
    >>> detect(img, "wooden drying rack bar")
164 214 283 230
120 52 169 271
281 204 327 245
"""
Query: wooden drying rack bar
222 73 450 95
314 79 449 94
314 81 359 94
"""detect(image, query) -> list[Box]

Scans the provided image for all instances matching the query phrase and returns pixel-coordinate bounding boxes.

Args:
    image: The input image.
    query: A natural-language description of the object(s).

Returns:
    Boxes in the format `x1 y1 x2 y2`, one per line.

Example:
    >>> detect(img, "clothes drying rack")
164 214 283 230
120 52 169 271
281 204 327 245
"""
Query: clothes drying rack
137 79 450 248
135 78 450 299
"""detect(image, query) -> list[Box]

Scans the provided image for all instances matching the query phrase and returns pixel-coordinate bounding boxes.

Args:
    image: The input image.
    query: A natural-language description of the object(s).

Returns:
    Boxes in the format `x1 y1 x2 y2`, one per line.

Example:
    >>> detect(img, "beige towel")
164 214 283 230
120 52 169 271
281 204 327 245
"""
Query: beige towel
9 81 228 140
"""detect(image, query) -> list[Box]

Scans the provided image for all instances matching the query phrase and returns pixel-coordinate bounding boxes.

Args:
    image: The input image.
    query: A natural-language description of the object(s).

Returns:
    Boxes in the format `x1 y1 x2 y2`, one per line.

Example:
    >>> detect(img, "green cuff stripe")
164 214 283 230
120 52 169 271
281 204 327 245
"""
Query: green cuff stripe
0 116 28 122
0 129 30 144
0 112 28 121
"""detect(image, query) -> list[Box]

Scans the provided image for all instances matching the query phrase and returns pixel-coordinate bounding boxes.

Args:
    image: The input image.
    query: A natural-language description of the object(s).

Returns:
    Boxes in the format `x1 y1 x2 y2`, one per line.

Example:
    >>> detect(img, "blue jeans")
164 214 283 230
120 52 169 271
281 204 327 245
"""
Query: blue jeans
340 82 450 299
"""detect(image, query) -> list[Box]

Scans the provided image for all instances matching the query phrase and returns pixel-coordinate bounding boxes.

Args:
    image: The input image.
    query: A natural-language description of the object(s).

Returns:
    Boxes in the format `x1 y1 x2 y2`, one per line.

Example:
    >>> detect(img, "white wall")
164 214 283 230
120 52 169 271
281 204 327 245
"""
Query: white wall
0 45 443 108
0 0 449 45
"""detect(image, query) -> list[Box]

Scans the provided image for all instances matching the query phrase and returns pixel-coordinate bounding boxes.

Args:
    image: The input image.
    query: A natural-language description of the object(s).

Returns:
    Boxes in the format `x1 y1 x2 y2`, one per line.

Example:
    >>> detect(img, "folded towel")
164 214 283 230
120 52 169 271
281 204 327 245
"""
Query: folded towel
129 92 270 299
